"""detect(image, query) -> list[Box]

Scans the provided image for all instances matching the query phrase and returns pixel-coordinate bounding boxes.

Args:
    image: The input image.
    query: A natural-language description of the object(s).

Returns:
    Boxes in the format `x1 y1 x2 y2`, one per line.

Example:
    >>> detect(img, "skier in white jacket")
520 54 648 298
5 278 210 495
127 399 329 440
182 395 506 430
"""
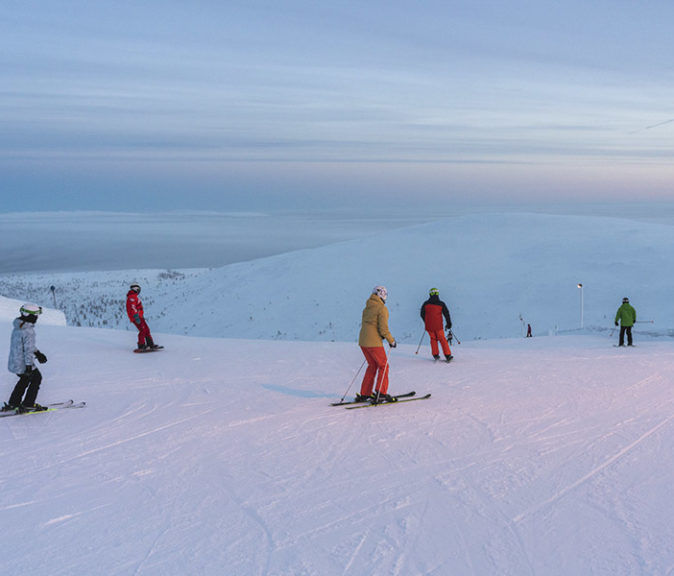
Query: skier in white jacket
3 303 48 412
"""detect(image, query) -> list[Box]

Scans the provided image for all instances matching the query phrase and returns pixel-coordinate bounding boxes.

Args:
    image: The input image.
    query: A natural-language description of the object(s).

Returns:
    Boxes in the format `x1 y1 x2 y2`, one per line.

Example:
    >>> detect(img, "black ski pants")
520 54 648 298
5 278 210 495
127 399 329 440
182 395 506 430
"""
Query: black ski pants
619 326 633 346
9 368 42 407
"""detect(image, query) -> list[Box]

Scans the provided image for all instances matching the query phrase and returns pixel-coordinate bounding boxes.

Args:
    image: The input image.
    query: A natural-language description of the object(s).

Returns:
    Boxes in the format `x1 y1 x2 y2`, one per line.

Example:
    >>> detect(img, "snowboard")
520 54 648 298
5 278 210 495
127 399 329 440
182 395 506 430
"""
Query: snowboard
133 346 164 353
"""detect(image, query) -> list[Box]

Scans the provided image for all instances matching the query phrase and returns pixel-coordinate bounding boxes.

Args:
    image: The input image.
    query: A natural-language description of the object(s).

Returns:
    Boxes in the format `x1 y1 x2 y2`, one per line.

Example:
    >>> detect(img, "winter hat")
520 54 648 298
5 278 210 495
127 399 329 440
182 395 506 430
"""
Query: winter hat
429 288 439 296
623 297 629 303
20 303 42 317
373 285 388 302
130 283 141 294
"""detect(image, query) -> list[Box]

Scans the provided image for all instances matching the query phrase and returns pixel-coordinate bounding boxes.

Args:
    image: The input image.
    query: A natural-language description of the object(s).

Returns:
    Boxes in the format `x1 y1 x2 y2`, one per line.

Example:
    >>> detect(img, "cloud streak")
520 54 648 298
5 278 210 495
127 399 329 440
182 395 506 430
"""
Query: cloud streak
2 1 674 210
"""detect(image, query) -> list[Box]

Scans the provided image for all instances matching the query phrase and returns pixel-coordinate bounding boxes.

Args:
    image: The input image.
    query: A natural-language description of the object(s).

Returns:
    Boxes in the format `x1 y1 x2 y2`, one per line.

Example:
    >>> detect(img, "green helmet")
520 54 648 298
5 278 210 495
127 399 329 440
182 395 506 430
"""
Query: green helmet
429 288 439 296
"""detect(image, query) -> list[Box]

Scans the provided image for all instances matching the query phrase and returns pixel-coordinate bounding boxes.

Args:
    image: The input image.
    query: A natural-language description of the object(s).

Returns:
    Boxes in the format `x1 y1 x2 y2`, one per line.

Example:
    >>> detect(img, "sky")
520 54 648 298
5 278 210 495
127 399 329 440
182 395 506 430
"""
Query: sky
2 1 674 212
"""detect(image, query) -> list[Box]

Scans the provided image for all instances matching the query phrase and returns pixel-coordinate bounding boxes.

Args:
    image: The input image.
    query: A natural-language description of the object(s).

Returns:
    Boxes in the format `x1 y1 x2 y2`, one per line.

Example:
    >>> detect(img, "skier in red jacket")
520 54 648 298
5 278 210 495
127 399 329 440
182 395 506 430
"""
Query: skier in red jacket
420 288 453 362
126 283 159 351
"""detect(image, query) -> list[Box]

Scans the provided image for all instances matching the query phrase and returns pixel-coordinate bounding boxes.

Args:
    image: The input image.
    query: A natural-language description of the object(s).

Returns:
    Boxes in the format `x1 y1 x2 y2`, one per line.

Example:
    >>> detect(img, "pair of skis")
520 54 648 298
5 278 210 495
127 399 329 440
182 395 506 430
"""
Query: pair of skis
0 399 86 418
331 391 431 410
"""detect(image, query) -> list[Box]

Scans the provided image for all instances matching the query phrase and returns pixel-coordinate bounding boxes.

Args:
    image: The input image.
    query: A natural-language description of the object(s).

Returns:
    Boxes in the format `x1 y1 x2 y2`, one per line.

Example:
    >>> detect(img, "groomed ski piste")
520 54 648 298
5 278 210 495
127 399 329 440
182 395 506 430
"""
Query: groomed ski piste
3 211 674 575
3 301 674 575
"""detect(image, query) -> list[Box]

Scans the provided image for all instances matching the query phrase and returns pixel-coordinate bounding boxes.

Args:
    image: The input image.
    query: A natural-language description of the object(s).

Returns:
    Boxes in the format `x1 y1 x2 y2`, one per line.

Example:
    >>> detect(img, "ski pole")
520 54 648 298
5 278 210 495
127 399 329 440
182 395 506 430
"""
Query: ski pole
635 320 654 324
374 345 392 404
337 358 366 403
415 330 426 354
449 330 461 344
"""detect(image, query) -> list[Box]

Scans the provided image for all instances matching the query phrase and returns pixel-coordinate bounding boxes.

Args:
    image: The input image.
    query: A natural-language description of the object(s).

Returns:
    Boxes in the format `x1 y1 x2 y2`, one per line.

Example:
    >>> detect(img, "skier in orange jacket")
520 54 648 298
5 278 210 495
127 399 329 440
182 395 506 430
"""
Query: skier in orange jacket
355 286 397 403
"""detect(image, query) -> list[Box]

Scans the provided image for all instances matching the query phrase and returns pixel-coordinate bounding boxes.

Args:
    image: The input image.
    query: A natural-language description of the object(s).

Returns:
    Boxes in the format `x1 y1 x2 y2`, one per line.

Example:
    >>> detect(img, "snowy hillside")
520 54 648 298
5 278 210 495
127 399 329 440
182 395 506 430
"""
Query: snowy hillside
2 318 674 575
0 295 66 326
1 212 674 343
0 269 202 330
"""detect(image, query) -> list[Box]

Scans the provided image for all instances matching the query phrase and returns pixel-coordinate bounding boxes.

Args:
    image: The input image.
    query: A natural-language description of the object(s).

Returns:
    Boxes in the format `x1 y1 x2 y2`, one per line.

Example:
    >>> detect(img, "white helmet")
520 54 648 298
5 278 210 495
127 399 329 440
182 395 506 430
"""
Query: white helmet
373 285 388 302
20 303 43 317
130 283 141 294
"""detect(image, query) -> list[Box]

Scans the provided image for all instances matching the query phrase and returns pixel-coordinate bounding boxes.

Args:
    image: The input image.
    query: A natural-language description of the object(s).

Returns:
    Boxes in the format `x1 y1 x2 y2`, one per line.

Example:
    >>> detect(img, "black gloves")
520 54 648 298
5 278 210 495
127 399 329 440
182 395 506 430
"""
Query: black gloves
35 350 47 364
615 322 619 327
389 340 397 348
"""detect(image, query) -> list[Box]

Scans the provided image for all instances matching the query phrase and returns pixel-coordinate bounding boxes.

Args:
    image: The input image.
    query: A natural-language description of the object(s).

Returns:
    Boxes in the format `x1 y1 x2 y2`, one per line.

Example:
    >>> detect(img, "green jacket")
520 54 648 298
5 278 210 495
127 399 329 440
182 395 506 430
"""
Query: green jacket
615 303 636 327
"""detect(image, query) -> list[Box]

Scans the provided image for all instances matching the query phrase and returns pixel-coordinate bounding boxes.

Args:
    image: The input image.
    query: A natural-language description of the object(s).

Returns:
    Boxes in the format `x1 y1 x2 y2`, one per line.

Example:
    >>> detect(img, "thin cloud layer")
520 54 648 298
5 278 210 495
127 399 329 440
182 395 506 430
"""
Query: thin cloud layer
2 1 674 210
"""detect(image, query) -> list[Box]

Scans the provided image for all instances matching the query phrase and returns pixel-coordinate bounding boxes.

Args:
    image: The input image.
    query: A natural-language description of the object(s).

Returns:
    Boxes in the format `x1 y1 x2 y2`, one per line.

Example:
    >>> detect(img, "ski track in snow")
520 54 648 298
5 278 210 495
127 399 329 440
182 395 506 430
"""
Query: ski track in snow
513 411 674 524
2 311 674 573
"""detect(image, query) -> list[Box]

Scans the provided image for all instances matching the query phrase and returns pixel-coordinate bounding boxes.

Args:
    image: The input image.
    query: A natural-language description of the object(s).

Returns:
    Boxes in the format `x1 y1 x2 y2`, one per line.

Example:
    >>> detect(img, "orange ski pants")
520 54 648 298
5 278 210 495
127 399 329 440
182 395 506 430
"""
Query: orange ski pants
428 329 451 357
359 346 390 396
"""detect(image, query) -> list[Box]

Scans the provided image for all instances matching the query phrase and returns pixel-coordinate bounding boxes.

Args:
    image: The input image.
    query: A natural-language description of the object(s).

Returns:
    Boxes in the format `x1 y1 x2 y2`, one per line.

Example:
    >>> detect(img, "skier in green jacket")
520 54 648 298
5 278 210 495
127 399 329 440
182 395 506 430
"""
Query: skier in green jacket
614 297 636 346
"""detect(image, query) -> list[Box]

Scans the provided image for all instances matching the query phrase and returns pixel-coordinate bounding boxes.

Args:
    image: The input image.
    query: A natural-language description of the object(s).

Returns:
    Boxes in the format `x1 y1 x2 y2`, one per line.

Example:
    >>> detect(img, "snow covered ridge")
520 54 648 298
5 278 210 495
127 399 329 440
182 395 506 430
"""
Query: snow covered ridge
0 296 65 326
0 269 202 331
1 212 674 342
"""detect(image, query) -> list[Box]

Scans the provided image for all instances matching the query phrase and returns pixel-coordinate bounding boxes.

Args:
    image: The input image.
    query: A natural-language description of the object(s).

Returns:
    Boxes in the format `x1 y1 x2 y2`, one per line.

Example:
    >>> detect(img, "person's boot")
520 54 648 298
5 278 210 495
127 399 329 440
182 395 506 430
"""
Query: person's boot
19 403 47 413
370 392 397 404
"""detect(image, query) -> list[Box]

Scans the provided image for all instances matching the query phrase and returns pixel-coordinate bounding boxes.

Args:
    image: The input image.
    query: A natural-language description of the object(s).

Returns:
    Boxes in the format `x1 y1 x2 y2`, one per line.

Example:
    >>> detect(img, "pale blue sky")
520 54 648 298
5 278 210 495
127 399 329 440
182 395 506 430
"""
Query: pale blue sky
2 1 674 211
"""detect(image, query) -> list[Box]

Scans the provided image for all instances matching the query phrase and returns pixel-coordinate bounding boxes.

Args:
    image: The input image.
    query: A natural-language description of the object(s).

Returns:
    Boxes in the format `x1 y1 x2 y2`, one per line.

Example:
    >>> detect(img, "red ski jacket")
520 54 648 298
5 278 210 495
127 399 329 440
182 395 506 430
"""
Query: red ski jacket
126 290 144 324
420 295 452 332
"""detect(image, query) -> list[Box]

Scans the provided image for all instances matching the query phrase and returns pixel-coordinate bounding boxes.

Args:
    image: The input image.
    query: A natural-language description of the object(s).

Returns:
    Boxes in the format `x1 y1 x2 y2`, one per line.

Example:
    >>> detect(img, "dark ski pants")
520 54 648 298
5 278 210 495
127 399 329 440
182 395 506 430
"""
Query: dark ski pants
619 326 633 346
9 368 42 407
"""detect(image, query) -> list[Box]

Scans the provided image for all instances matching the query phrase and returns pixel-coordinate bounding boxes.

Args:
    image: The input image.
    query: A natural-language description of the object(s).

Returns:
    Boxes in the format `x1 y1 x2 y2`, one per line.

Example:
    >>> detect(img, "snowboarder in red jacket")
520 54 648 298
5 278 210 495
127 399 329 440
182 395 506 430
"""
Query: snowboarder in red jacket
126 283 159 351
420 288 453 362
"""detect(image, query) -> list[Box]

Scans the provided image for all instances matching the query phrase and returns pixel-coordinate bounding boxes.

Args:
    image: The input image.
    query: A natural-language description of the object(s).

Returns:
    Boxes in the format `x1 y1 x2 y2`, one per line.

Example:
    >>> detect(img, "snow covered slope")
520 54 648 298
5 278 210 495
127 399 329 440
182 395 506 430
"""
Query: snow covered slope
1 212 673 343
2 319 674 575
156 211 674 342
0 295 66 326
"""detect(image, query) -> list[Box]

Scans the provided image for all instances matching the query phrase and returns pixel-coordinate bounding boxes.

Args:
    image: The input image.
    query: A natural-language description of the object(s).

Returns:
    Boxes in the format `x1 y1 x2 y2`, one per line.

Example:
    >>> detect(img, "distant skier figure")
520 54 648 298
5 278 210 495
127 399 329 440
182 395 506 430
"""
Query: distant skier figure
126 283 160 351
527 324 532 338
420 288 453 362
355 286 397 403
3 303 49 413
614 297 636 347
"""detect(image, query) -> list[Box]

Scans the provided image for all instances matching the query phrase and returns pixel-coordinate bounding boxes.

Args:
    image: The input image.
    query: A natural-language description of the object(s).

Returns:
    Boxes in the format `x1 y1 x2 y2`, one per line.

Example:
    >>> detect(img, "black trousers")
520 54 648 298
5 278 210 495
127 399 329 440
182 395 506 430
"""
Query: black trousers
9 368 42 407
619 326 633 346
